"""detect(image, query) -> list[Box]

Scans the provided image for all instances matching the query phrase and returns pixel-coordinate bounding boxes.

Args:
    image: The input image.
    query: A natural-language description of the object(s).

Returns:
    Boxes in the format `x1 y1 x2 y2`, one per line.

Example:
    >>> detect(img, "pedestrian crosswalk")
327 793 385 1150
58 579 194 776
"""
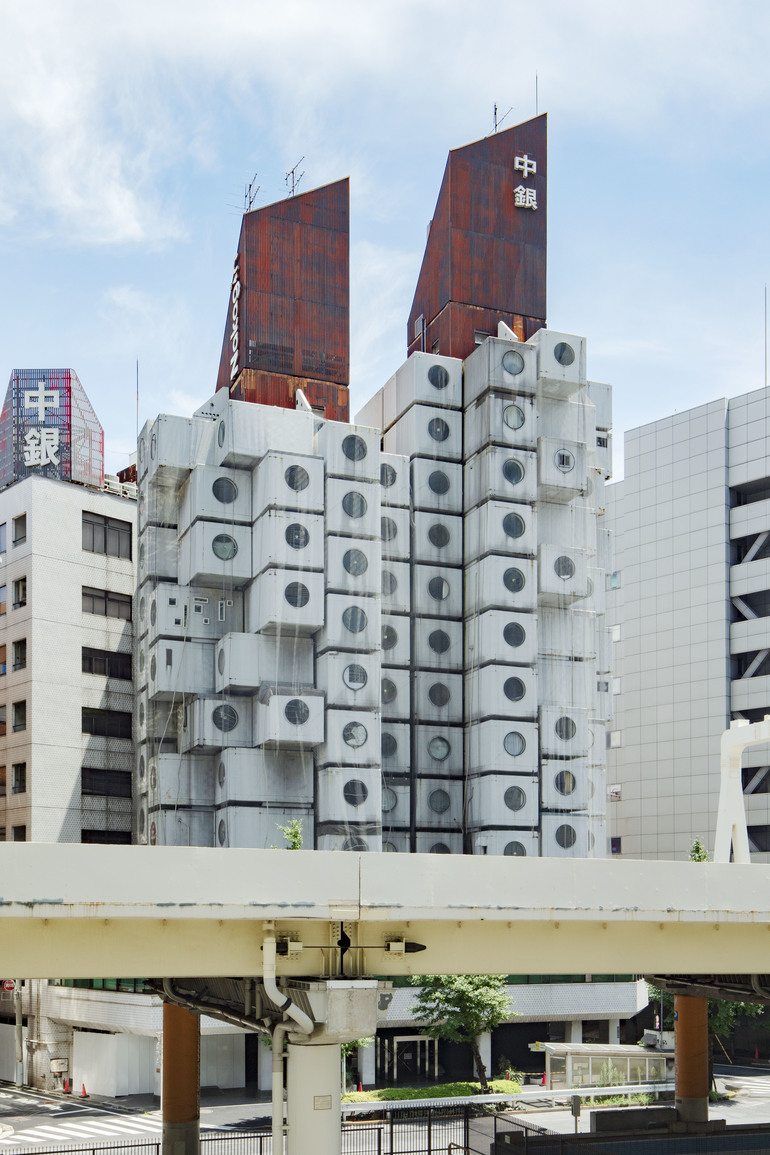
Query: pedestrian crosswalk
0 1113 163 1148
720 1074 770 1095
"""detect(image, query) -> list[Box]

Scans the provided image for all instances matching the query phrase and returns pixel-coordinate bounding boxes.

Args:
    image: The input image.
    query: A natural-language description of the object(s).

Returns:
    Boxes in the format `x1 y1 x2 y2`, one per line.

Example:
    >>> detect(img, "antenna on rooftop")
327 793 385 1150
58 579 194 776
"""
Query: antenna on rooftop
493 104 513 133
285 158 305 197
765 284 768 389
244 173 260 212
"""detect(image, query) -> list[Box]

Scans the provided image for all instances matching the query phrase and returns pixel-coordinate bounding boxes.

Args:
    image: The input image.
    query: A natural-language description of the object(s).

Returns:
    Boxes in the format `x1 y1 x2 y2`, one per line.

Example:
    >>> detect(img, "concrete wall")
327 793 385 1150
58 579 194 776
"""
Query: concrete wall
0 1021 25 1082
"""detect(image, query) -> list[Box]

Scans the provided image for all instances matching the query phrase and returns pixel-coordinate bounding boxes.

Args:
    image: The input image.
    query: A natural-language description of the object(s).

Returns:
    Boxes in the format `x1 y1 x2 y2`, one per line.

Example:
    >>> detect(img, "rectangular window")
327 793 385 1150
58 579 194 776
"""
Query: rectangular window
609 783 622 802
81 708 132 740
0 522 6 552
82 647 132 680
82 512 132 560
81 829 131 845
0 828 5 841
82 587 132 621
597 435 608 448
431 340 440 354
11 825 26 842
0 706 5 737
608 730 622 749
12 640 26 672
611 837 622 855
597 679 609 693
0 766 5 796
12 701 26 732
0 585 6 616
12 514 26 545
606 571 621 591
11 763 26 794
0 645 5 676
81 768 132 798
12 578 26 609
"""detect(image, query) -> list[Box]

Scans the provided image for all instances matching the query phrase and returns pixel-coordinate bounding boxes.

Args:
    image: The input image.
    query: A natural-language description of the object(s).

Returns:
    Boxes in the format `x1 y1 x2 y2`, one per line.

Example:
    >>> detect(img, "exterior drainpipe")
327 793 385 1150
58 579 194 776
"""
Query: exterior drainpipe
263 921 314 1154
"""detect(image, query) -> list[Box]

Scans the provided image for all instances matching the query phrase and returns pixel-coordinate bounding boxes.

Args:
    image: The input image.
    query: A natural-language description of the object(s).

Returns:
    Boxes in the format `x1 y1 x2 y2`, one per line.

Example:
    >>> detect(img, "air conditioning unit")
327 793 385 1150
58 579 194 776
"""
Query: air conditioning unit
382 403 462 462
380 506 411 561
380 667 411 722
316 593 381 655
325 477 380 540
464 446 537 511
466 718 539 776
246 568 325 636
252 509 324 577
464 500 536 561
538 608 596 660
414 832 463 854
215 747 314 806
138 526 178 585
215 631 314 695
148 639 216 701
413 618 463 672
216 401 315 469
179 464 252 534
463 391 537 459
317 708 380 768
464 554 537 616
540 812 599 859
381 612 411 667
316 651 381 711
410 457 463 514
315 420 380 483
394 352 463 415
380 561 411 615
252 450 325 517
537 437 587 503
216 804 314 849
412 564 462 619
528 328 586 398
413 724 464 776
539 705 589 758
379 453 410 508
181 697 253 753
137 475 178 531
254 690 325 749
315 829 382 853
411 511 463 567
465 773 540 830
463 336 537 406
326 534 382 598
465 664 538 723
148 807 214 848
414 778 463 830
464 609 537 669
468 829 539 857
541 758 590 812
178 520 252 587
381 723 411 773
147 753 215 808
413 671 463 724
316 766 382 824
537 545 589 606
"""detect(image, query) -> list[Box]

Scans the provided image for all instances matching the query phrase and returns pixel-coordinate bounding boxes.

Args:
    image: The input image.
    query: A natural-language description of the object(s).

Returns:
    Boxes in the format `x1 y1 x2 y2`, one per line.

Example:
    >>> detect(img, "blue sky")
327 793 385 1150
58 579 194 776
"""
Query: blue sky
1 0 769 478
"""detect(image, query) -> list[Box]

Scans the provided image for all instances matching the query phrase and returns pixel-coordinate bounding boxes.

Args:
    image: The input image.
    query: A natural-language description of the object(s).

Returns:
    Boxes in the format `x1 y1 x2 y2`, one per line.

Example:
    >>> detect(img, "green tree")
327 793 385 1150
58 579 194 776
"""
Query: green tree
409 975 511 1091
341 1036 373 1091
274 818 303 849
689 837 709 862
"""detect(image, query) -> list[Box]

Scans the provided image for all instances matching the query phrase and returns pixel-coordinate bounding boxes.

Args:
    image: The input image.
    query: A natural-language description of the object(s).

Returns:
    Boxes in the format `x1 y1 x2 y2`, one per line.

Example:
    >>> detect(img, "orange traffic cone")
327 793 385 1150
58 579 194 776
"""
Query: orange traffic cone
358 1082 363 1092
63 1079 70 1094
80 1084 88 1098
541 1071 546 1086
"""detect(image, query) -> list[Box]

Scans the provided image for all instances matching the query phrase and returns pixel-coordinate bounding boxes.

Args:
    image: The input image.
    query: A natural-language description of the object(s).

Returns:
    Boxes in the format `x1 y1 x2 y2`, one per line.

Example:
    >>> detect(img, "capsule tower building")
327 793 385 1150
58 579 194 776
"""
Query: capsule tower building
135 115 613 858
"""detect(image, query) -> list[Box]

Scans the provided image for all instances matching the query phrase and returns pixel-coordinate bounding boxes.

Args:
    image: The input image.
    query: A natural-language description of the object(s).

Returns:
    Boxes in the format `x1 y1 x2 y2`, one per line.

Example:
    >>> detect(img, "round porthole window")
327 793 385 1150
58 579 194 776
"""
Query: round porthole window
342 434 367 461
285 523 310 550
217 420 226 447
150 655 157 681
382 570 397 596
556 824 577 849
382 732 397 758
138 436 145 462
148 599 155 624
502 459 524 485
343 548 369 576
502 404 525 431
343 663 368 691
139 543 146 568
428 682 450 707
382 678 397 704
218 819 227 846
428 470 450 495
430 842 451 854
503 512 525 539
555 770 576 795
139 808 146 835
343 606 367 633
503 622 525 648
554 555 575 579
503 731 526 757
504 841 527 856
343 836 368 852
503 676 526 702
428 576 450 601
343 779 368 805
284 699 310 725
428 523 450 548
382 624 398 650
380 463 397 487
213 704 238 731
554 341 575 367
217 649 225 674
383 841 398 852
588 831 596 851
504 785 526 811
381 516 397 541
428 364 449 390
428 629 450 654
429 789 450 814
382 787 398 812
428 735 451 761
503 567 525 593
150 433 157 459
284 582 309 608
555 716 577 741
343 721 368 748
139 702 145 725
139 650 146 673
554 449 575 473
212 534 238 560
502 349 525 375
428 417 450 442
342 491 367 518
218 761 226 787
139 755 146 780
212 477 238 503
285 464 310 491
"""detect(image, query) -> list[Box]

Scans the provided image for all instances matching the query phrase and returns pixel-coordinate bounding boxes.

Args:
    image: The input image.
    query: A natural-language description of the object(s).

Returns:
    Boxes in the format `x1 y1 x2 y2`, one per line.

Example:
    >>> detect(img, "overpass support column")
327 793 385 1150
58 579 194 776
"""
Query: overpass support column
286 1042 341 1155
162 1001 200 1155
674 995 709 1124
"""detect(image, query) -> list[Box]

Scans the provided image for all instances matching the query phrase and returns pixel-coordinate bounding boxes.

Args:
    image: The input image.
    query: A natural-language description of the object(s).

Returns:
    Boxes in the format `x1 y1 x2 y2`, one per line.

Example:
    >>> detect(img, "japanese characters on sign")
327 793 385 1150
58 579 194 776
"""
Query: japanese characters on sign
23 382 60 468
513 152 538 211
229 259 242 382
